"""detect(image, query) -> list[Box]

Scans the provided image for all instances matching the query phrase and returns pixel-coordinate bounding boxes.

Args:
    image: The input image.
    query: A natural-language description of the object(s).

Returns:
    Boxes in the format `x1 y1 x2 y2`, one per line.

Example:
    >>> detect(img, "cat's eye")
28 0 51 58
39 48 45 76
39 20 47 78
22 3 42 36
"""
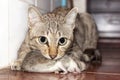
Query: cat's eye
58 37 67 46
39 36 47 44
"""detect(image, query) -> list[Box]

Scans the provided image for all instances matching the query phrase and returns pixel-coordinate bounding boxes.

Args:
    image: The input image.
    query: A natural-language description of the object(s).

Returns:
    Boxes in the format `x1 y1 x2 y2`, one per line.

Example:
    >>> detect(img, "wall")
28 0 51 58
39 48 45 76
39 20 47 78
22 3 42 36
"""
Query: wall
0 0 29 69
73 0 87 13
0 0 9 68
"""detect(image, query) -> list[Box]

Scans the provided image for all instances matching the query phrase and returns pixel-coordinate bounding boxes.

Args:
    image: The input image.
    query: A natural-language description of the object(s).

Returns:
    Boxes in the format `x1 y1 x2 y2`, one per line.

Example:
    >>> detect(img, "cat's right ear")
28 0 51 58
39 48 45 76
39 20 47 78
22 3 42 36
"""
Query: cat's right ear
28 6 43 28
65 7 78 29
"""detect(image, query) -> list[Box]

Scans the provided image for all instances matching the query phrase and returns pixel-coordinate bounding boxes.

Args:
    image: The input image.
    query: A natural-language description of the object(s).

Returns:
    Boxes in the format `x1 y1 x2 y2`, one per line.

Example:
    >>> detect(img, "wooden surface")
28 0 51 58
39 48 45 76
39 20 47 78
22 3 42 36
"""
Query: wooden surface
0 43 120 80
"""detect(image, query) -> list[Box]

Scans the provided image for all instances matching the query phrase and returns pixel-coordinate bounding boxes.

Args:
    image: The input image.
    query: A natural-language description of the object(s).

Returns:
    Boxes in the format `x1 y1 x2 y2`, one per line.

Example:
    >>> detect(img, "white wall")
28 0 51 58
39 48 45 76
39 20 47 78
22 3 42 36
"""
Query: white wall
0 0 9 68
73 0 87 13
0 0 30 69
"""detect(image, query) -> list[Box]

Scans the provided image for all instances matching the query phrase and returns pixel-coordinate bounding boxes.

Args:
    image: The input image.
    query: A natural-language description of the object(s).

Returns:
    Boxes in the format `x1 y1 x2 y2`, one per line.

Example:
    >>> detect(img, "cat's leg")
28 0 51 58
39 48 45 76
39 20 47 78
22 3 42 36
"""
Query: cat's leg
11 51 30 70
67 58 81 73
75 60 86 72
76 55 87 72
68 45 87 72
68 56 87 73
53 61 68 74
11 43 31 70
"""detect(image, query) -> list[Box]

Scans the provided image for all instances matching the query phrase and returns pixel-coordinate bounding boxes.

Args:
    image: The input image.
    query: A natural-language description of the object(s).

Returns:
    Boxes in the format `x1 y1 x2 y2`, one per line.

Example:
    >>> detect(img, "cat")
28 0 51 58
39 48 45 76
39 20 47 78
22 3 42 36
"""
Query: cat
11 6 101 73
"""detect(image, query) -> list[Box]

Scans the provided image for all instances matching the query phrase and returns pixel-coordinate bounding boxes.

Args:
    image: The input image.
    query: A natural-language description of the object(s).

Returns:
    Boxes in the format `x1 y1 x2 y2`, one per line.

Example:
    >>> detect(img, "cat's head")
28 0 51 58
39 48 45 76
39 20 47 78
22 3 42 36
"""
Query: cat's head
28 6 78 60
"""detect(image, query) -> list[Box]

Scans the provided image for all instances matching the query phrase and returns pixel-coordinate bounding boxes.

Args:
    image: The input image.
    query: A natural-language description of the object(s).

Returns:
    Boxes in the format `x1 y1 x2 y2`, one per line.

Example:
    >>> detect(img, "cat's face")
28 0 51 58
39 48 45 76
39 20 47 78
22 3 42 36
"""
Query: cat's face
28 6 78 60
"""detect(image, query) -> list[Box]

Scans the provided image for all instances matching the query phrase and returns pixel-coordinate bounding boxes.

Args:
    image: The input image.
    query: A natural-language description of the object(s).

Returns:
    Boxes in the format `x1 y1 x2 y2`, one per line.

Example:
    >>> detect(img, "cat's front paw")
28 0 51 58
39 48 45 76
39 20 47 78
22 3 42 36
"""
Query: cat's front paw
78 61 86 72
68 60 81 73
68 65 81 73
11 60 22 71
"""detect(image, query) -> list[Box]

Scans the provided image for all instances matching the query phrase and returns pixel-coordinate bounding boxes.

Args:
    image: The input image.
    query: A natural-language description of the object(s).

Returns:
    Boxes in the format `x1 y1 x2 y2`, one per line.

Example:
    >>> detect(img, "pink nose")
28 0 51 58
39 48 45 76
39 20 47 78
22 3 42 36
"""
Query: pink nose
50 55 57 59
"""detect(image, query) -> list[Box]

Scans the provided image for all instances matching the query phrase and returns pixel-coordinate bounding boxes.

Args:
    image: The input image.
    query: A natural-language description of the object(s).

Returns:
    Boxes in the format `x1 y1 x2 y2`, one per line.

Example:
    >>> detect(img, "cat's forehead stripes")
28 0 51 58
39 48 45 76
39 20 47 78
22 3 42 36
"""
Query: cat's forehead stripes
43 13 65 35
43 13 65 24
48 21 57 34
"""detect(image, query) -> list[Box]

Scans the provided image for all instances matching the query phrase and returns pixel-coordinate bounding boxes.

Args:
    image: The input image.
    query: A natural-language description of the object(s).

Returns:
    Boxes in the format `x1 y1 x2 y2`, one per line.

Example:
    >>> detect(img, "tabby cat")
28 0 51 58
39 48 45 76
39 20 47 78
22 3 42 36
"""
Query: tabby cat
11 6 101 73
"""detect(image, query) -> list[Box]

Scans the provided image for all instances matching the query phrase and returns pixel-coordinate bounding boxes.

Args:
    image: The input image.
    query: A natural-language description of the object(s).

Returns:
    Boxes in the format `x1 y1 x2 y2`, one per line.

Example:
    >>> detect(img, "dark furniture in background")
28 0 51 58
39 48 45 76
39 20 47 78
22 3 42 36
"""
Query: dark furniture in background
87 0 120 38
87 0 120 59
87 0 120 52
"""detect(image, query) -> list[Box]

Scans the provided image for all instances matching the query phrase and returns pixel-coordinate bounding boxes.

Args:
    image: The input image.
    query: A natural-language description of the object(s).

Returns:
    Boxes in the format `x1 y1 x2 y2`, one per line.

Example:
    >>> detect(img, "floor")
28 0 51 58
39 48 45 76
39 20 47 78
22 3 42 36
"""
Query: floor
0 43 120 80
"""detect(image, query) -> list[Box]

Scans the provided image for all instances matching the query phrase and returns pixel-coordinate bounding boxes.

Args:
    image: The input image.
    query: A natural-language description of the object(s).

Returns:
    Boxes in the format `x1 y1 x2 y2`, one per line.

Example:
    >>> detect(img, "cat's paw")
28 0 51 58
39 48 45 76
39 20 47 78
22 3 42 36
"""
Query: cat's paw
68 65 81 73
78 61 86 72
11 60 22 71
67 60 81 73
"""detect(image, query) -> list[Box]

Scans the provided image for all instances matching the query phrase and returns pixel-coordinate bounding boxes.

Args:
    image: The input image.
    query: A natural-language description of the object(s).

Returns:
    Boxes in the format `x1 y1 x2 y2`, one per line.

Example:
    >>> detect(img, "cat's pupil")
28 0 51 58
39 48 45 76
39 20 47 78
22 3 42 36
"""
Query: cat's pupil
60 38 65 43
59 37 66 45
39 36 47 44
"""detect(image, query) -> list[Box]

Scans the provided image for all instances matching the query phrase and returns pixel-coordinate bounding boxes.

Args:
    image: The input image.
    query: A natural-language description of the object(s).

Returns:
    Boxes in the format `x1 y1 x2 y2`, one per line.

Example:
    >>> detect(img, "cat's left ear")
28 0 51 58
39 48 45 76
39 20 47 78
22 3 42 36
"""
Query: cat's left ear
28 6 43 28
65 7 78 29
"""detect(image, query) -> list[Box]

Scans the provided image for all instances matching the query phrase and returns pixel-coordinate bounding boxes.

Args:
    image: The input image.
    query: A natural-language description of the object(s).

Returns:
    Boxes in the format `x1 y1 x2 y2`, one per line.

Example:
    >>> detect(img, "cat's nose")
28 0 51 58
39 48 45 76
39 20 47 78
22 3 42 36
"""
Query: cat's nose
50 55 57 59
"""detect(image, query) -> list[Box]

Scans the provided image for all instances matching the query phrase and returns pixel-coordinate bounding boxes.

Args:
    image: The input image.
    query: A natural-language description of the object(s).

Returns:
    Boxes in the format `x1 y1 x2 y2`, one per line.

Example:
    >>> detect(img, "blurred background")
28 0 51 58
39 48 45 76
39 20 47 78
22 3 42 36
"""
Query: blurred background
0 0 120 69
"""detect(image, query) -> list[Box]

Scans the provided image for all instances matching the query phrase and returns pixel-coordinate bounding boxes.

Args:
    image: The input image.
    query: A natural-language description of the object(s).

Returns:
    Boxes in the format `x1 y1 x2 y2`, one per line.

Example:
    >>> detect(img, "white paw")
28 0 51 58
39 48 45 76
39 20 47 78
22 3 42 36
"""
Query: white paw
68 60 81 73
68 66 81 73
54 71 60 74
54 61 68 74
11 60 22 71
78 61 86 71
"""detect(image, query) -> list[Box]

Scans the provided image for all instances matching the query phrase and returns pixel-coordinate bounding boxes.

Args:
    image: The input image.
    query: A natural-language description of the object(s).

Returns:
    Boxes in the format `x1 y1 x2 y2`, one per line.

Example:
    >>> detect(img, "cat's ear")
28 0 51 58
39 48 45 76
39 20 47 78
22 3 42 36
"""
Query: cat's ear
65 7 78 29
28 6 43 28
